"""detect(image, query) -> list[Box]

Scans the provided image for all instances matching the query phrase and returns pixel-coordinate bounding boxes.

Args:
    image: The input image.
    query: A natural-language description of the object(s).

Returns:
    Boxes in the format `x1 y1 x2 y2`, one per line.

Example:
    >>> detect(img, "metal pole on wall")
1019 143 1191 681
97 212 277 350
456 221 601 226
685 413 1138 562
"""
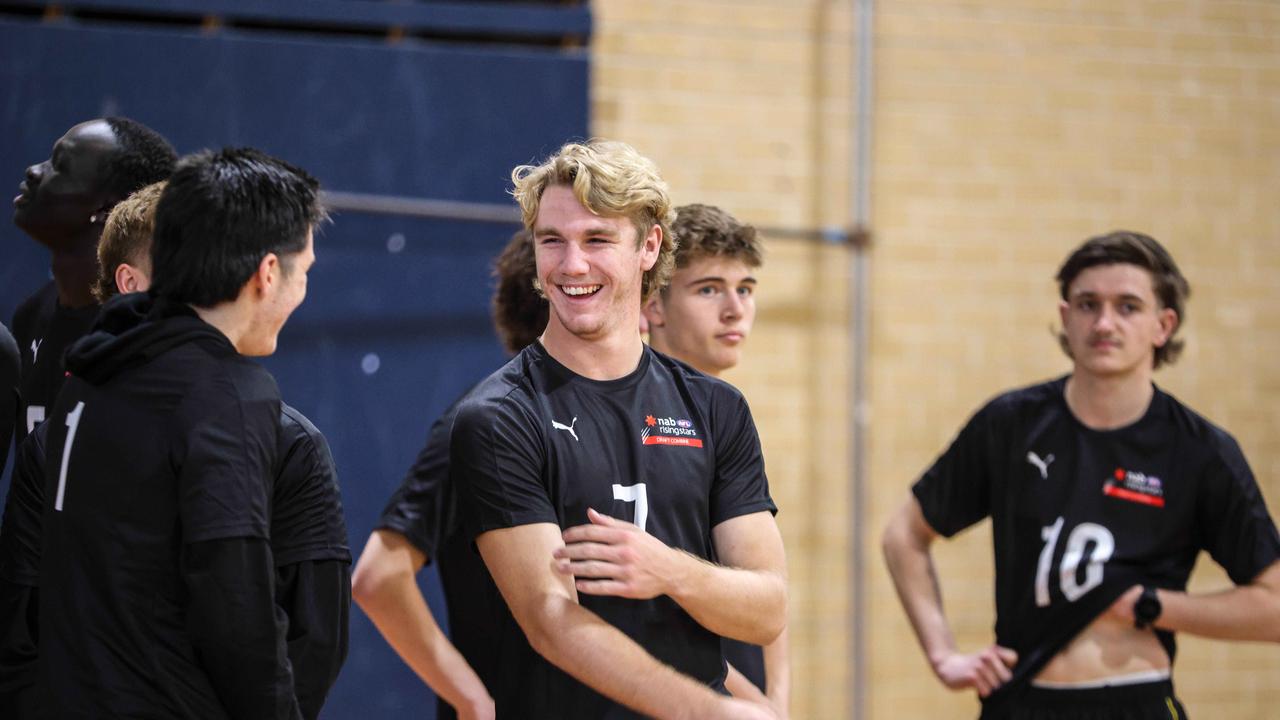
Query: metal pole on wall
849 0 874 718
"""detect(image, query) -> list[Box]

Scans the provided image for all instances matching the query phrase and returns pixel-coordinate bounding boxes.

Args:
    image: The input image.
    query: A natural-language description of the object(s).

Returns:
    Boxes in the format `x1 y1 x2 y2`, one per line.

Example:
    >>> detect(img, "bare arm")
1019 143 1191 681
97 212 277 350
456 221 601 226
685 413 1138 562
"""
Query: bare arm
1107 560 1280 642
556 509 786 646
351 530 493 720
763 625 791 717
480 522 774 720
721 631 791 719
881 495 1016 697
724 663 770 706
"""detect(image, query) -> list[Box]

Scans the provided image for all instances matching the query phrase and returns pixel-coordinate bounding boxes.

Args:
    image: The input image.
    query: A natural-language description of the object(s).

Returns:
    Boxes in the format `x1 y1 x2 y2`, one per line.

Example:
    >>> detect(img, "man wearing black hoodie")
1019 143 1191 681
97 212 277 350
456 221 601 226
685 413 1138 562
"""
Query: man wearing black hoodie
38 147 323 719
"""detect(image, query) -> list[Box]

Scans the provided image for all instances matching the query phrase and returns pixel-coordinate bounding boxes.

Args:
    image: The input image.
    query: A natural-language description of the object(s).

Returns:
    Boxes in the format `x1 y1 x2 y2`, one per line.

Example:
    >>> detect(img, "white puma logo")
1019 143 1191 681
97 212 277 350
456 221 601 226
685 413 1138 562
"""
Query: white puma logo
31 338 43 364
552 417 579 442
1026 451 1055 479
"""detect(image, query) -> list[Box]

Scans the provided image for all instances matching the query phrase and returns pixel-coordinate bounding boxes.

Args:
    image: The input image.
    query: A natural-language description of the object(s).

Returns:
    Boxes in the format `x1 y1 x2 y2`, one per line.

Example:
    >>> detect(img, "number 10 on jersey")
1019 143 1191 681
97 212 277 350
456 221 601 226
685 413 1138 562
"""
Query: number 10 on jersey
1035 516 1115 606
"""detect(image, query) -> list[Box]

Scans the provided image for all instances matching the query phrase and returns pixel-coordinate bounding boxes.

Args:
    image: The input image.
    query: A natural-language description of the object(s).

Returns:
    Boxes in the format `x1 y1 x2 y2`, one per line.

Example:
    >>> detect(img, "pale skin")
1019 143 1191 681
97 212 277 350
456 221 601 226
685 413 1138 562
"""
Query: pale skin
882 261 1280 698
351 532 494 720
193 230 315 357
644 256 791 716
472 185 784 719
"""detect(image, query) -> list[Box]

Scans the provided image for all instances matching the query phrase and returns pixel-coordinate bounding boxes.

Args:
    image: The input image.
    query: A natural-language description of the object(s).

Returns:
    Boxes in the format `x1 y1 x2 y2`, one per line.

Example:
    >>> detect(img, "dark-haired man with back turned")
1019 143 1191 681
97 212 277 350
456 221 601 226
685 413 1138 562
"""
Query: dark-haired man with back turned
38 147 323 719
882 231 1280 719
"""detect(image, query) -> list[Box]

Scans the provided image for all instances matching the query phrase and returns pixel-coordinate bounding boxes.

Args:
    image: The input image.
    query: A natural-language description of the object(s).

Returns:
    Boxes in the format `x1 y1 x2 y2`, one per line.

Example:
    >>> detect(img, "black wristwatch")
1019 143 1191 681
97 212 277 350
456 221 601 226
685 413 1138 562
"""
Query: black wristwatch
1133 586 1162 629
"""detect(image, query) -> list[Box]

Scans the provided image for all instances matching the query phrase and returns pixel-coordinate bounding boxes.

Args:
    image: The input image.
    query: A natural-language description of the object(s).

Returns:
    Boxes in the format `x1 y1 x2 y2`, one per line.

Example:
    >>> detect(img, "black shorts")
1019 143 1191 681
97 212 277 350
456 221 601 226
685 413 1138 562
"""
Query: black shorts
1001 680 1188 720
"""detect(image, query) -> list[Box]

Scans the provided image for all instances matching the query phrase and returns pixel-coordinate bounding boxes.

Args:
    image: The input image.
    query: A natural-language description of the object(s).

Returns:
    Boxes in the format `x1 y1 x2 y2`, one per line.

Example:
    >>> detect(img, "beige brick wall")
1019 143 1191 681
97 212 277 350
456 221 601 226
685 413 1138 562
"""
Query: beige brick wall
592 0 1280 717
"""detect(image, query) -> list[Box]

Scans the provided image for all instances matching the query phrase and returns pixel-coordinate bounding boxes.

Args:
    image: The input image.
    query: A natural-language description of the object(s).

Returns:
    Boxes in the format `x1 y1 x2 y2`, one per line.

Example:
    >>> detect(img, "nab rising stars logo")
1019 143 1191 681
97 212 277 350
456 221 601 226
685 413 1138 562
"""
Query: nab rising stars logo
1103 467 1165 508
640 414 703 448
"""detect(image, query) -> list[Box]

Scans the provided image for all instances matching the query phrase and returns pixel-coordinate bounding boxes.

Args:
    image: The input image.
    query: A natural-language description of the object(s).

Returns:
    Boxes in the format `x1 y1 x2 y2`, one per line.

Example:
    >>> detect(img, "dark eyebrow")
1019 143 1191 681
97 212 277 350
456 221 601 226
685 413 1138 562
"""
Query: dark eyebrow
1070 290 1145 304
685 275 758 287
685 276 725 287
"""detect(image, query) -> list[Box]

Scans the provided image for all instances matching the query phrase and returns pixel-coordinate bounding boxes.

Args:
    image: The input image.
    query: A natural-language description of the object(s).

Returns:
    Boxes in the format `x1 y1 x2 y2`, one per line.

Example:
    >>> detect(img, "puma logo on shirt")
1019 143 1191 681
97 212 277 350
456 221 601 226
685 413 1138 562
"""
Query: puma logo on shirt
552 417 579 441
31 338 43 364
1027 451 1055 479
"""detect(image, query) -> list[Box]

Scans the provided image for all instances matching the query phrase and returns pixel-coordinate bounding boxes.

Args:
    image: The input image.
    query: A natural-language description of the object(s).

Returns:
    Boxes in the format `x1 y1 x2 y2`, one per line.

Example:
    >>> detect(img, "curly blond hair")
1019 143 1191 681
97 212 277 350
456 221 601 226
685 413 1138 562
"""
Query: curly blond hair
511 139 676 301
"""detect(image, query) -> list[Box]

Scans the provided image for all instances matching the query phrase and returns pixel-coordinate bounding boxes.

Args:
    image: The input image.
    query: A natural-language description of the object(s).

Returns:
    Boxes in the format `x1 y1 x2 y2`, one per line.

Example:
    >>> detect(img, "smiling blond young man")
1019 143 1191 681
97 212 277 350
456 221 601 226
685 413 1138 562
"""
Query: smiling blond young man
643 204 791 716
449 140 787 720
882 231 1280 719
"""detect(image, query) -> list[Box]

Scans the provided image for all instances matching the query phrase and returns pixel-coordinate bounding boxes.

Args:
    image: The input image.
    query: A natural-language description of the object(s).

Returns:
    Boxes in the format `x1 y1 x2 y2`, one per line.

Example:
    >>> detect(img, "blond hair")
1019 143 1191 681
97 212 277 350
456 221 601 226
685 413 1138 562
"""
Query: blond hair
94 180 167 302
511 139 676 301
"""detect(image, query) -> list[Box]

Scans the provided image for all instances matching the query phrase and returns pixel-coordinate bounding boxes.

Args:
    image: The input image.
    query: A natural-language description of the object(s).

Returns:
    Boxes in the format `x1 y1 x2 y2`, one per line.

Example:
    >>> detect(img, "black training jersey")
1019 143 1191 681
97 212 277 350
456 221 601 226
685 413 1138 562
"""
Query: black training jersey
0 426 45 589
452 342 776 719
39 295 290 719
913 377 1280 710
10 281 98 446
275 404 352 720
275 405 351 568
1 321 19 473
376 391 506 720
0 426 48 717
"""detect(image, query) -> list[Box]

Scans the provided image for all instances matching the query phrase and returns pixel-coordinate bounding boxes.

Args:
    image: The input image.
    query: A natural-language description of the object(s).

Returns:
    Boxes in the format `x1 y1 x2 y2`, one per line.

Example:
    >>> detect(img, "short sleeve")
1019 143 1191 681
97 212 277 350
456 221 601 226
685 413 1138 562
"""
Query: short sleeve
450 394 556 539
0 322 18 474
0 426 46 586
178 369 279 544
709 386 776 526
377 408 456 559
912 400 1001 538
1197 435 1280 585
272 408 351 566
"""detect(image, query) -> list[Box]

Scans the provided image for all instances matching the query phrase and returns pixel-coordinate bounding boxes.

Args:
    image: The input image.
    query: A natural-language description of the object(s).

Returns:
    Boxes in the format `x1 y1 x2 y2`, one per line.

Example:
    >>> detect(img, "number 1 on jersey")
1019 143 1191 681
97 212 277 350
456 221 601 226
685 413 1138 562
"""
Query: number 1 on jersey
612 483 648 532
55 401 86 512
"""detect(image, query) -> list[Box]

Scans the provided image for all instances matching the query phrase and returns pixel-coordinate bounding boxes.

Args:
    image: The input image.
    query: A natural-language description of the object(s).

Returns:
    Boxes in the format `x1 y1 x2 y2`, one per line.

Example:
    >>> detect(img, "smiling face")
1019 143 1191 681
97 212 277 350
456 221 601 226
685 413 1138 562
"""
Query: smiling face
14 120 119 247
644 255 757 376
1059 263 1177 381
533 185 659 346
241 229 316 357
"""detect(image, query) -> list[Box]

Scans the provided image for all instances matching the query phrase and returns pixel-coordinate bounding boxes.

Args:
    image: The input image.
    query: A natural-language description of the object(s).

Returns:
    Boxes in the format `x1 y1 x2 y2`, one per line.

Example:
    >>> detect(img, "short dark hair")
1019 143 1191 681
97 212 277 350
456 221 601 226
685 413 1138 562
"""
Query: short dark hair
149 147 325 308
491 229 547 355
1055 230 1191 368
101 117 177 201
670 203 762 273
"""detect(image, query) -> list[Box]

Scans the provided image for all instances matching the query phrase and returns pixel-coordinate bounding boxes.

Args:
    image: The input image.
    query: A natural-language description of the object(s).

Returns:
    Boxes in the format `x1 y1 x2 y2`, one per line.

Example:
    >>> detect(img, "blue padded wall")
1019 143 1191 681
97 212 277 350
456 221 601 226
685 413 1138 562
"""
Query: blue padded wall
0 9 588 717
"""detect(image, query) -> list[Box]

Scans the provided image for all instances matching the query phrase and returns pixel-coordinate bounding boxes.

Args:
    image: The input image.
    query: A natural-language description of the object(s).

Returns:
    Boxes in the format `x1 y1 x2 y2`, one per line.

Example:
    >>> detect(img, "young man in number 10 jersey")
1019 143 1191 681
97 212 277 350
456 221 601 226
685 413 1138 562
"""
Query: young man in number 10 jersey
882 231 1280 719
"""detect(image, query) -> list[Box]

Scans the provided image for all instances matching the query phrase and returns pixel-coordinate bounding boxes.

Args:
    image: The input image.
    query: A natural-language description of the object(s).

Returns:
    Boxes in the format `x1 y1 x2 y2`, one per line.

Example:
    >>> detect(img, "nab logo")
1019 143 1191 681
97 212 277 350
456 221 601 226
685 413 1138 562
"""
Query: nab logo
640 413 702 448
1103 467 1165 508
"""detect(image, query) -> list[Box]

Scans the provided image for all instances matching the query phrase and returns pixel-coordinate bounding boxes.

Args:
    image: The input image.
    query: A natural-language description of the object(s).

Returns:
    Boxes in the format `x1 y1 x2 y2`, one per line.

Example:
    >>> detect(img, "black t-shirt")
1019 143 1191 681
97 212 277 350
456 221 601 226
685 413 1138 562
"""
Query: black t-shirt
0 321 19 474
376 391 506 720
913 377 1280 711
0 426 47 718
39 295 291 719
451 342 776 719
0 403 349 719
0 426 45 589
275 404 352 720
10 281 98 447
